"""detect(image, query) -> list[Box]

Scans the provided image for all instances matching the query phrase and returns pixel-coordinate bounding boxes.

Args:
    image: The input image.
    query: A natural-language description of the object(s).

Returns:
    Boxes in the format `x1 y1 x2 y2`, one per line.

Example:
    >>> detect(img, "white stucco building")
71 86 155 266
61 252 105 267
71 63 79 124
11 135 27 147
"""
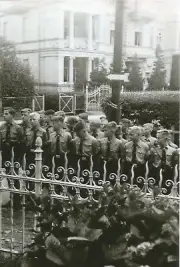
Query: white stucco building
0 0 179 92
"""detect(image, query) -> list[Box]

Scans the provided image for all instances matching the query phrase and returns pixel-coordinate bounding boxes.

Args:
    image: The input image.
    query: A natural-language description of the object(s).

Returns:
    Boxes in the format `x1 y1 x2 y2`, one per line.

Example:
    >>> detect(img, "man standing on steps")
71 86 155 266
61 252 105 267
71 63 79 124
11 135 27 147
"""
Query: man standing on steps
0 107 23 168
99 121 124 184
123 126 149 186
142 123 157 148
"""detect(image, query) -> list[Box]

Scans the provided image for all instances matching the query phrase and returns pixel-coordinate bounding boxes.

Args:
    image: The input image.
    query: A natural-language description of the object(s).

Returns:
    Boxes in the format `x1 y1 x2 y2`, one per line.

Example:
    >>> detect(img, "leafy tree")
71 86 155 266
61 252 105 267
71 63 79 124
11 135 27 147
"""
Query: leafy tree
0 37 35 98
126 55 144 91
148 45 166 90
90 58 109 87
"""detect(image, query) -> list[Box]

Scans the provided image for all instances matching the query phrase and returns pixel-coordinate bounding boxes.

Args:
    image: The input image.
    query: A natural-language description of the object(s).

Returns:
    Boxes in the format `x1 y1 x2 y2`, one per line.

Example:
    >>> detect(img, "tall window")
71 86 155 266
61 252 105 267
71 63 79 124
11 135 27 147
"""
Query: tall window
110 30 115 44
64 12 70 39
134 31 142 46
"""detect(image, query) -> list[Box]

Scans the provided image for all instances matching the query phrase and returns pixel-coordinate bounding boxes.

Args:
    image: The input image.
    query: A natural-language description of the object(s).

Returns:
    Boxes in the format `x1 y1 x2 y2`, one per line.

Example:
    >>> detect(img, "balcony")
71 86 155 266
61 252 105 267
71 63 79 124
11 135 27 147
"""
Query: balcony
128 10 154 24
124 45 155 59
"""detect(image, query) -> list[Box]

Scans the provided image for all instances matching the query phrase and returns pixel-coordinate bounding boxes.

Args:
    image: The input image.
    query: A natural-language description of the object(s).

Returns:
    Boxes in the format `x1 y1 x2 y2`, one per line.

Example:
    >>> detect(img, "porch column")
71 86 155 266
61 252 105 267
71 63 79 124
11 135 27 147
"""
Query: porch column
87 57 92 81
58 55 64 83
69 57 74 83
69 11 74 49
87 14 93 50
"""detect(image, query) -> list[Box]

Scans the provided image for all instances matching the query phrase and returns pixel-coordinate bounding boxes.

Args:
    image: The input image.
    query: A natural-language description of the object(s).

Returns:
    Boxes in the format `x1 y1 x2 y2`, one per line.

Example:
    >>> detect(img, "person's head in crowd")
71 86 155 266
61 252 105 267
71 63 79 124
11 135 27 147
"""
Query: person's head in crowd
128 126 141 142
3 107 15 123
74 120 87 139
45 109 55 125
65 116 78 131
52 115 65 132
121 118 131 128
21 108 32 124
115 125 123 139
168 130 174 142
78 113 89 123
143 123 153 137
90 121 101 132
100 116 108 131
157 129 169 148
38 110 45 127
55 110 66 120
29 112 40 129
104 121 117 138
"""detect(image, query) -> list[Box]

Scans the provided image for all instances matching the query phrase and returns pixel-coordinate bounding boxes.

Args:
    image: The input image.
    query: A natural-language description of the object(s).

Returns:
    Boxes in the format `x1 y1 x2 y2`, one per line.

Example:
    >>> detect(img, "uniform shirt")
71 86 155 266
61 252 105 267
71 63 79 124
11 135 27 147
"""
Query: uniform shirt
50 130 72 156
45 125 54 140
20 122 31 142
141 135 157 148
150 145 178 167
71 134 99 157
99 137 124 161
124 140 149 164
0 121 23 145
26 127 48 150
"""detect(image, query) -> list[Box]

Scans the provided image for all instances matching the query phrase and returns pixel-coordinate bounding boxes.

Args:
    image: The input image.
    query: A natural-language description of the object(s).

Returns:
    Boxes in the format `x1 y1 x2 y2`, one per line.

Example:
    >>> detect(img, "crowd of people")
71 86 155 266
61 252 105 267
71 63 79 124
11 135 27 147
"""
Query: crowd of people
0 107 179 193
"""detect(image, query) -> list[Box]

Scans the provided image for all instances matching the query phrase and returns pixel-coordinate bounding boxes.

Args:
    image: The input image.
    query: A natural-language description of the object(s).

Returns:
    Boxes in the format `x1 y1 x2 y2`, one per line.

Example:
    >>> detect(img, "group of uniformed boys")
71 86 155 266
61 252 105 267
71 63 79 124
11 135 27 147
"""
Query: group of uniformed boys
0 107 179 190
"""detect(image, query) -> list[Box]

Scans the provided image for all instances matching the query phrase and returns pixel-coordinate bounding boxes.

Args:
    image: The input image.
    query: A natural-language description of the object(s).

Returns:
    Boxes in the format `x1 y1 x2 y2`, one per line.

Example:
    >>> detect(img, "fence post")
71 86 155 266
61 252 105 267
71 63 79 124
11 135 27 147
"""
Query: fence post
35 137 43 195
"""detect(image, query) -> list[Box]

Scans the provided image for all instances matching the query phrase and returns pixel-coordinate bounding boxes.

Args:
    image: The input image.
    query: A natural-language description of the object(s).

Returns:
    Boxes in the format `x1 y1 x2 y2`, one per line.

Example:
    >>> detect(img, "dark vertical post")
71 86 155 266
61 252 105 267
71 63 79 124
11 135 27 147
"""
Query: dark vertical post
110 0 125 123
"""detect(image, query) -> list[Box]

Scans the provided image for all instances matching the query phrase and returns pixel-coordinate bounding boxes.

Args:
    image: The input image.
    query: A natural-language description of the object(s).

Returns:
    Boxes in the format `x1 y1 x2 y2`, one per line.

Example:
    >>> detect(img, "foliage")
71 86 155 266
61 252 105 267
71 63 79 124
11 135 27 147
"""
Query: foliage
170 54 180 90
101 91 179 129
126 55 144 91
90 58 109 88
3 184 178 267
148 45 166 90
0 37 35 98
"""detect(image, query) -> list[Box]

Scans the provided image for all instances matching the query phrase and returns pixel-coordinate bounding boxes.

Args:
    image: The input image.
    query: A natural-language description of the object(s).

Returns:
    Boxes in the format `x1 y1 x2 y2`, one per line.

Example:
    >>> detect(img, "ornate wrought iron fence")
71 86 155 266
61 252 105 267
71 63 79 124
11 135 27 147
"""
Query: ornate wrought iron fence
0 137 179 256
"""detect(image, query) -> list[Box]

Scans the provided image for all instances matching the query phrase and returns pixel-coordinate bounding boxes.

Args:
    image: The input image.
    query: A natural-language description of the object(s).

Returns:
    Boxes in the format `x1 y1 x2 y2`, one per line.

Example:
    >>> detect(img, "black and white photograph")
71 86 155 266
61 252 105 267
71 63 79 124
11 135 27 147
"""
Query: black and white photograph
0 0 179 266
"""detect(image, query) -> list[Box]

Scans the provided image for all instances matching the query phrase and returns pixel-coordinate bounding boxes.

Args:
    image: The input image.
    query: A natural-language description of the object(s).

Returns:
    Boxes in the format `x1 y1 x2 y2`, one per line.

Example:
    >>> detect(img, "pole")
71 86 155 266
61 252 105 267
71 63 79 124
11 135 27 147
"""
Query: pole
110 0 125 123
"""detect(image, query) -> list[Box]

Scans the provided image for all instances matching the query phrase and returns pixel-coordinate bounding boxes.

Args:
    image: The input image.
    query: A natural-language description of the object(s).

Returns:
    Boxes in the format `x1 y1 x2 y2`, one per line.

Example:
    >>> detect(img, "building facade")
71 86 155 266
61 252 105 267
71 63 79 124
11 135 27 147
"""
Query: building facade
0 0 178 92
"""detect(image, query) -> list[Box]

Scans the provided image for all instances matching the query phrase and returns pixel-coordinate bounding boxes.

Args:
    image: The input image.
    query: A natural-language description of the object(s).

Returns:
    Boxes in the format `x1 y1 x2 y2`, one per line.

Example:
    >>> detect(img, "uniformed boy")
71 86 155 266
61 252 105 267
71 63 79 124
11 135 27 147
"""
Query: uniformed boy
99 121 124 184
65 116 78 139
0 107 23 167
149 129 178 194
89 121 104 139
38 110 46 128
71 120 99 170
121 118 131 140
115 125 128 146
123 126 149 186
78 113 90 132
26 112 48 168
71 120 99 197
50 115 72 170
142 123 157 148
44 110 55 140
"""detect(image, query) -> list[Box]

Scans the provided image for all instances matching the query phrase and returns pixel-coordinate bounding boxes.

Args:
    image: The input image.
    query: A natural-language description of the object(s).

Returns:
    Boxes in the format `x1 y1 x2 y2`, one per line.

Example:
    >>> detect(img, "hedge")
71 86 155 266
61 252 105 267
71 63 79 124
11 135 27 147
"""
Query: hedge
101 91 179 129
